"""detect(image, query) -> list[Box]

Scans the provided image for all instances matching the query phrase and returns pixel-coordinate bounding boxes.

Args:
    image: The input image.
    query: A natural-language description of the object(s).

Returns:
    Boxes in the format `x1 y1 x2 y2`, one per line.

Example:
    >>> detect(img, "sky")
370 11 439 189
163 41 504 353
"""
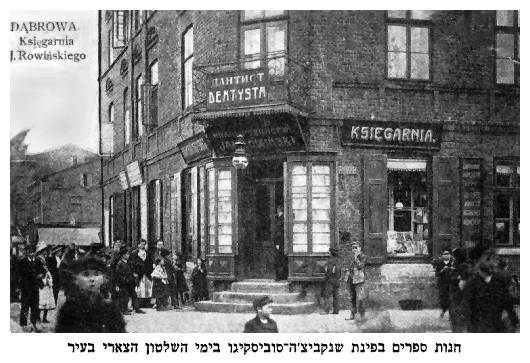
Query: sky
10 11 99 153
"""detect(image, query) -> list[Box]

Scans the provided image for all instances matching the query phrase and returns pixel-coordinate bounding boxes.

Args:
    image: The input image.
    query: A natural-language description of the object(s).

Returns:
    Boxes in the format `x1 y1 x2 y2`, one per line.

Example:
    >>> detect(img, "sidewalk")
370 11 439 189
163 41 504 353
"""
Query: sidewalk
10 302 451 333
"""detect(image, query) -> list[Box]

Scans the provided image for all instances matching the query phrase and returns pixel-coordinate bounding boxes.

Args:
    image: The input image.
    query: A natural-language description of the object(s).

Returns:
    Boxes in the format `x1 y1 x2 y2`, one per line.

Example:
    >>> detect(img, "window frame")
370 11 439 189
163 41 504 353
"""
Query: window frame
386 11 433 81
286 156 336 255
239 11 288 77
206 163 237 255
148 60 159 129
495 10 519 85
182 26 194 110
123 87 130 145
134 74 144 139
493 159 519 247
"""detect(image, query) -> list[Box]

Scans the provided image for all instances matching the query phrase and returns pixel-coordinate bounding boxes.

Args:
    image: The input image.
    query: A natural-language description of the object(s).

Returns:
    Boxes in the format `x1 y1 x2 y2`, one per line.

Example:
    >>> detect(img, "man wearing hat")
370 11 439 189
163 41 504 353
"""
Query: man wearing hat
55 256 125 332
321 247 341 314
114 247 138 314
17 244 46 331
243 296 279 333
345 241 367 320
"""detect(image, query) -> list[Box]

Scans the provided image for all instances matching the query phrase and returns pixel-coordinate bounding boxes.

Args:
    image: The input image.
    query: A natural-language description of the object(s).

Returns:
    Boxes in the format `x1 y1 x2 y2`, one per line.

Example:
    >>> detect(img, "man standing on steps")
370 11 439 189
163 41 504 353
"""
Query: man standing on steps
243 296 279 333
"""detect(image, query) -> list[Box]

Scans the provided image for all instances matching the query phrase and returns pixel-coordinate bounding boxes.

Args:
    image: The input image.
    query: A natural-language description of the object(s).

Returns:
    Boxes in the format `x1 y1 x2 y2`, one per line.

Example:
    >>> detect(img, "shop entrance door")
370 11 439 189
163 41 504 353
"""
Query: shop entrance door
247 179 283 279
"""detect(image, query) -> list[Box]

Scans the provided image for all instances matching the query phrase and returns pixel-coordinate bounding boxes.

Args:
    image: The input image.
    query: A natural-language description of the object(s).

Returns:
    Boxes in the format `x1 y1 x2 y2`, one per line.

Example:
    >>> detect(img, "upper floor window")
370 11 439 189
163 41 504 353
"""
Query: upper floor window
183 26 193 109
134 10 143 32
113 10 127 47
387 11 432 80
148 60 159 128
108 103 114 123
135 75 144 138
496 11 519 84
108 29 114 66
240 11 287 76
123 88 130 145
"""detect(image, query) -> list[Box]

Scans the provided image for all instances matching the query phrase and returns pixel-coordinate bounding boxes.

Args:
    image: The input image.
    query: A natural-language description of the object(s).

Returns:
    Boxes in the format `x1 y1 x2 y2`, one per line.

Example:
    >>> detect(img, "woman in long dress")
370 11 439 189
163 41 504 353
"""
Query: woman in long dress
191 258 208 302
128 240 153 307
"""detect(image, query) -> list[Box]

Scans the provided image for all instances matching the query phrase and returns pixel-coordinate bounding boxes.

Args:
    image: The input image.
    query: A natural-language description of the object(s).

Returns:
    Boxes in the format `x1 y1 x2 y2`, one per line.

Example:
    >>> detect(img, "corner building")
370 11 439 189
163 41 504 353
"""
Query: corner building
99 10 519 309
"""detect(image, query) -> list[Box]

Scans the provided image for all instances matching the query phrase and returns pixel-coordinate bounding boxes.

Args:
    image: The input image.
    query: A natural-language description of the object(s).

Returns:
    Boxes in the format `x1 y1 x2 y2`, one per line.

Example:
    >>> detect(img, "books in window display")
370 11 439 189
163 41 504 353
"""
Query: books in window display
387 231 428 256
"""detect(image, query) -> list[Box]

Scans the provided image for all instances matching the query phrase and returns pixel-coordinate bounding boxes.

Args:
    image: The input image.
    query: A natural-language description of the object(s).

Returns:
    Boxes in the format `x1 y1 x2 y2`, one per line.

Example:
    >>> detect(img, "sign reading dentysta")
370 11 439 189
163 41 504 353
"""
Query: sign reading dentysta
207 69 268 110
341 120 442 149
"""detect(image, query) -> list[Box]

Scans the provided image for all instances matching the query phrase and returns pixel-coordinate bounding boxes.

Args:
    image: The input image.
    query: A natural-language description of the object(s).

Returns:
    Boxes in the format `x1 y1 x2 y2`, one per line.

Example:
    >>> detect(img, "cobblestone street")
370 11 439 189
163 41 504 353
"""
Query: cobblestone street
11 301 452 333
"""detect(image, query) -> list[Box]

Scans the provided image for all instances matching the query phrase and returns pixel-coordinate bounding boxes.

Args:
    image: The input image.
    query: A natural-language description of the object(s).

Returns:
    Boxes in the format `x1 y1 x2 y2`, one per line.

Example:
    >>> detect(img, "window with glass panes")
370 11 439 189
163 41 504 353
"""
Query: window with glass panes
123 88 130 145
494 161 519 246
290 163 332 253
207 168 234 254
149 60 159 128
113 11 127 47
495 11 519 84
135 75 144 138
134 10 143 32
387 10 432 80
240 11 287 76
183 27 193 109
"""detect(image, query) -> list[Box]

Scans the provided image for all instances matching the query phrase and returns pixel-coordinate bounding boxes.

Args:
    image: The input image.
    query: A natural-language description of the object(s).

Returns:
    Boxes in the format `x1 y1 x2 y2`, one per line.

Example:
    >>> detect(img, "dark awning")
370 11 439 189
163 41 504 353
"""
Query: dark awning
201 107 307 157
38 227 101 246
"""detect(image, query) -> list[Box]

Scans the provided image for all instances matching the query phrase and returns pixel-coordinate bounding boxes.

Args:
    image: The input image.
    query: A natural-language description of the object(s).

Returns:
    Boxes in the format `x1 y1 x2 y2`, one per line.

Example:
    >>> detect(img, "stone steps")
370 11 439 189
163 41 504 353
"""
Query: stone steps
194 301 317 314
231 280 291 293
195 279 314 314
213 291 300 304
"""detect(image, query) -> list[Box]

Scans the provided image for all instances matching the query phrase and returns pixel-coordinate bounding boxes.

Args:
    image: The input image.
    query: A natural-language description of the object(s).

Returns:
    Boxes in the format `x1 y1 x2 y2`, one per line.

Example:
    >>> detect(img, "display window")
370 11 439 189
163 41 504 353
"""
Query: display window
386 159 429 257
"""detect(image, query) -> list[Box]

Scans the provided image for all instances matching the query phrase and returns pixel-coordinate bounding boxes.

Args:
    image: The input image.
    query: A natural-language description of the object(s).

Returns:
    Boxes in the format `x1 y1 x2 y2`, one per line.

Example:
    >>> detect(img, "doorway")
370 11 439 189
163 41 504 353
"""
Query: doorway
238 160 287 279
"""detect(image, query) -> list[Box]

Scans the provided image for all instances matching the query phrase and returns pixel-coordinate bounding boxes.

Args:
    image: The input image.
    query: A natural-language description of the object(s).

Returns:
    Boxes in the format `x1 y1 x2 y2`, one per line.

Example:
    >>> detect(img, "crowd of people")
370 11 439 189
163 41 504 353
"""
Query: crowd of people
432 245 520 333
321 238 520 333
10 238 210 332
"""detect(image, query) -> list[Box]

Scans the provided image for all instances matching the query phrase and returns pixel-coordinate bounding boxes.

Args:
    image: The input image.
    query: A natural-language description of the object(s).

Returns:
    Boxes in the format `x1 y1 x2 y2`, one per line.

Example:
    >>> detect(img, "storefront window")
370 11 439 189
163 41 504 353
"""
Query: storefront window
387 159 429 257
290 163 332 253
207 167 234 254
494 162 519 246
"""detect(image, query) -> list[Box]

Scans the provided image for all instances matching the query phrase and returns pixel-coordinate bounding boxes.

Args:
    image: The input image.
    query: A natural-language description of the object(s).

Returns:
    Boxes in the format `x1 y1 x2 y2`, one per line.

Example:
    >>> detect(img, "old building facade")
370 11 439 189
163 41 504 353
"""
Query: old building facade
99 10 519 308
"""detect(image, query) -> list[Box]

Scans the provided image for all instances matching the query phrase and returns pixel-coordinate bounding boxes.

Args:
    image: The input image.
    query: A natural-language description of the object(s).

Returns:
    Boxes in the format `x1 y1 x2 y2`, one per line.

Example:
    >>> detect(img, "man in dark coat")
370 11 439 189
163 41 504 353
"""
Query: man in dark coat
55 256 125 333
243 296 279 333
432 249 455 318
321 247 341 314
466 258 518 333
114 248 136 314
18 245 45 331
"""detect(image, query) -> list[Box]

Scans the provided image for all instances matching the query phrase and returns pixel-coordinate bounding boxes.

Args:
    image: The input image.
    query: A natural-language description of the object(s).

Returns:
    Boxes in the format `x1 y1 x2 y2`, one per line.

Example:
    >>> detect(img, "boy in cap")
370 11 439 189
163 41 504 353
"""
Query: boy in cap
114 247 136 314
55 256 125 332
321 247 341 314
243 296 279 333
345 241 367 320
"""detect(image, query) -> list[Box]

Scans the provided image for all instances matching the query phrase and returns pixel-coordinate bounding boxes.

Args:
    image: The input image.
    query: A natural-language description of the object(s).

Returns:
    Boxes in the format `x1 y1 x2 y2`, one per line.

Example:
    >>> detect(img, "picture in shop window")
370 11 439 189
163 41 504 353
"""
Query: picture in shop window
386 159 429 256
494 163 519 246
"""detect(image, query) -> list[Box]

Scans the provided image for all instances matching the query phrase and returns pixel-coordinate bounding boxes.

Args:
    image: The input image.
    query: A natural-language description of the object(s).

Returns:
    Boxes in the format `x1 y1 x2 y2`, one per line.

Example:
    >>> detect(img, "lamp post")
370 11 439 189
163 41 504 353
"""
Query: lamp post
232 134 248 170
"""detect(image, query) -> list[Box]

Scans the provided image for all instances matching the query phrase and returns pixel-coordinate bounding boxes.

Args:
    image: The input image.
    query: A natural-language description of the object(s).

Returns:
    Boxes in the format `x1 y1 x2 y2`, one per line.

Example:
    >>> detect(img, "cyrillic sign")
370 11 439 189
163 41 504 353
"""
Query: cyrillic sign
206 69 268 110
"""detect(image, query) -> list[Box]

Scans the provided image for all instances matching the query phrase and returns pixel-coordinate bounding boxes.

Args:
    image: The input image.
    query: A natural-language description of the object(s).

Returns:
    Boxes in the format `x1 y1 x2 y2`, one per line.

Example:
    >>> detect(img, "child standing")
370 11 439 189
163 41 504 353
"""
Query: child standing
174 254 189 307
191 258 208 302
38 264 55 323
151 258 170 311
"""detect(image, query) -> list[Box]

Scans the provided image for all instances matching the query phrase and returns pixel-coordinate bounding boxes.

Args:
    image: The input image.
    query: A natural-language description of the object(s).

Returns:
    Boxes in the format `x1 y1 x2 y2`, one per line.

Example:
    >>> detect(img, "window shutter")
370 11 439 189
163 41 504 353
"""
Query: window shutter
432 156 459 257
363 154 387 264
140 184 148 240
80 174 84 187
113 193 126 242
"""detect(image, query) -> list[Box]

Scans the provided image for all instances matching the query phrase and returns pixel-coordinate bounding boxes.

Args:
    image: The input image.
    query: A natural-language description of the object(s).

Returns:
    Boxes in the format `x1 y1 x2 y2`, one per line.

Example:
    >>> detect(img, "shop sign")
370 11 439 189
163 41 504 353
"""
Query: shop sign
126 160 143 187
461 159 482 240
118 171 129 190
206 117 305 156
342 120 442 149
177 132 212 164
206 69 268 110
